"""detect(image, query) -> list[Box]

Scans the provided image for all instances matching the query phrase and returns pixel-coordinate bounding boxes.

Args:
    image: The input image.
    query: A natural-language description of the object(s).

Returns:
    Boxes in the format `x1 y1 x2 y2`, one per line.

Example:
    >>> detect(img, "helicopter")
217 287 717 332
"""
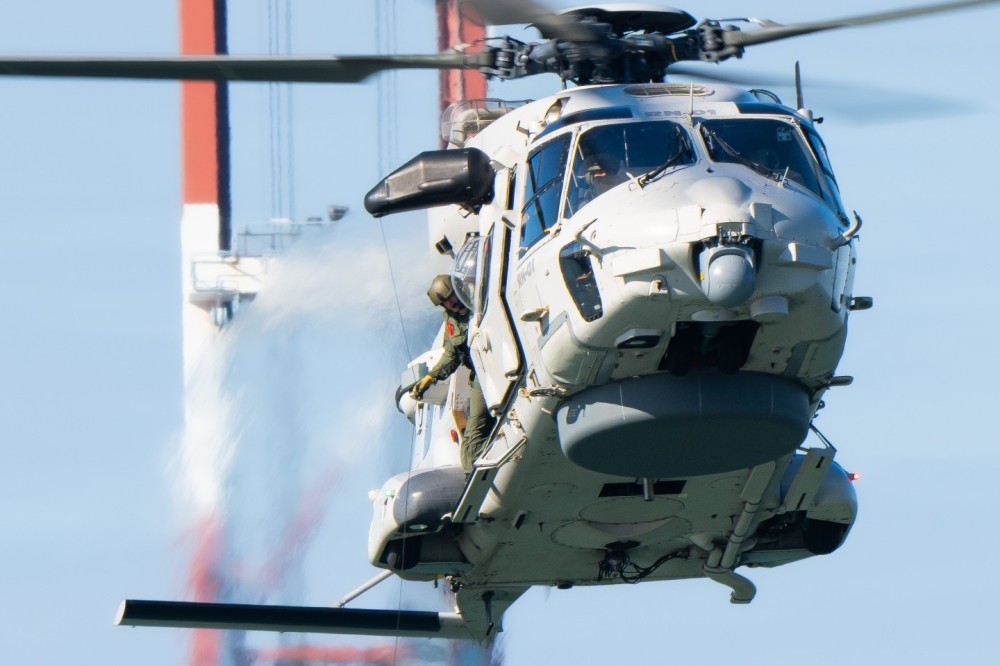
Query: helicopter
4 0 997 648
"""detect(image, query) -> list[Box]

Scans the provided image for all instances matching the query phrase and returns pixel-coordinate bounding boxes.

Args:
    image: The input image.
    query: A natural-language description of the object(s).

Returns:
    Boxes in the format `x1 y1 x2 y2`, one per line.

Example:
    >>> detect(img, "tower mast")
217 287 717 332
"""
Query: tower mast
178 2 240 665
436 0 487 143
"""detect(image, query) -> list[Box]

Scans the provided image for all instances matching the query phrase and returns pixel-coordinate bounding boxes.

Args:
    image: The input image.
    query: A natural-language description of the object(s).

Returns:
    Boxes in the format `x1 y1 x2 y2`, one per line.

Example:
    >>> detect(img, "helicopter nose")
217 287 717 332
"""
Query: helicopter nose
700 246 755 308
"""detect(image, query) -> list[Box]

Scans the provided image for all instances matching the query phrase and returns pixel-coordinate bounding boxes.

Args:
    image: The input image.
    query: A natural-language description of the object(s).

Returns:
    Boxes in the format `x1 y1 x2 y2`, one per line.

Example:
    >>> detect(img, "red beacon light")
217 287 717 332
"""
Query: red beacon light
847 472 861 482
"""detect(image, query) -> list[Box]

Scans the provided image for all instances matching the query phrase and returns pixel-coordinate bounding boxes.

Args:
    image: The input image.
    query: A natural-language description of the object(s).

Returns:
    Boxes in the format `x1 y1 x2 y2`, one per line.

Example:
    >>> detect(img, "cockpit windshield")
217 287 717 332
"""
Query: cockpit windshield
564 121 694 217
699 118 821 196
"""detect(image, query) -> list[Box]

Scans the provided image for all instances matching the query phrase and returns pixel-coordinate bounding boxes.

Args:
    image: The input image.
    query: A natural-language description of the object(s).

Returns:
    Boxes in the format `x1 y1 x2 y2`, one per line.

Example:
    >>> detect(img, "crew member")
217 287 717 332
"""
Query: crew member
411 275 494 472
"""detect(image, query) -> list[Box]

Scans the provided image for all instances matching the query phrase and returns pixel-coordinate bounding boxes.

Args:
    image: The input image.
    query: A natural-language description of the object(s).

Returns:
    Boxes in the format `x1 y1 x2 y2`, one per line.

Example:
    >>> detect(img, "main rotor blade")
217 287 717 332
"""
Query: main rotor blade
666 63 792 86
667 64 969 124
0 53 488 83
725 0 1000 47
116 599 475 640
465 0 604 42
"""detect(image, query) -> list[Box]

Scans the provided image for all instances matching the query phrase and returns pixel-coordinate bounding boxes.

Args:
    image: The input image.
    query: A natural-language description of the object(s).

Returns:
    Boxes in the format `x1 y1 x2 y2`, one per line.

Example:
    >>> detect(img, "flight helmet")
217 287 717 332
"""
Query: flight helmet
427 274 454 306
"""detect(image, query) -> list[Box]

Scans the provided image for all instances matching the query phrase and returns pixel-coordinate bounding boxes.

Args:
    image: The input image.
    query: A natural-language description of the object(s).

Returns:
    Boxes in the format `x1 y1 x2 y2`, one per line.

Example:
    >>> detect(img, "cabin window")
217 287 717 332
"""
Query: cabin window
520 134 570 254
451 235 480 311
559 241 603 322
478 225 494 319
564 121 694 217
506 166 517 210
700 118 823 197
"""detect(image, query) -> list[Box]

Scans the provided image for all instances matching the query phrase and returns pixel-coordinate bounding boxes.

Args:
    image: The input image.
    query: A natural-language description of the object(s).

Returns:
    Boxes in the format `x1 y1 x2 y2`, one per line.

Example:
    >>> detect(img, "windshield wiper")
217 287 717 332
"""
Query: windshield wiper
637 129 694 188
700 127 780 181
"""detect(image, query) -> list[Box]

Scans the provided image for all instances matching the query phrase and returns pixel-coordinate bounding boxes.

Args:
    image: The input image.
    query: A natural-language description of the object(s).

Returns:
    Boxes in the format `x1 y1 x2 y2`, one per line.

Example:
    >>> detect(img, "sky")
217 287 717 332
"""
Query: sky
1 1 999 665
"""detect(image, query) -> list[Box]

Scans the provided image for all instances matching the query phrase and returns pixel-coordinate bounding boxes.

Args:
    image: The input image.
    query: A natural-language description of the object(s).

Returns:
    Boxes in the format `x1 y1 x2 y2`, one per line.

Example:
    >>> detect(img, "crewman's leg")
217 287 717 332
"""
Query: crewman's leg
461 375 495 472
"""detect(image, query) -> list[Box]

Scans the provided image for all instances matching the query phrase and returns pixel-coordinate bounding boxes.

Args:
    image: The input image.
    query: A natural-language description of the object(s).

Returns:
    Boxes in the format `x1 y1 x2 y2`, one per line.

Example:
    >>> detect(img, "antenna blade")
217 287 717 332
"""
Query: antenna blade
795 61 804 110
116 599 475 640
724 0 1000 47
0 53 487 83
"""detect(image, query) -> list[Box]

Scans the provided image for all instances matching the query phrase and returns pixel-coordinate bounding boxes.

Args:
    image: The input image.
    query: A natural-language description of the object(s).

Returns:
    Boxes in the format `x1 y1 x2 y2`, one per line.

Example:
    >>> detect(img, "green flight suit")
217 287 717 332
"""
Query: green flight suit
429 309 494 472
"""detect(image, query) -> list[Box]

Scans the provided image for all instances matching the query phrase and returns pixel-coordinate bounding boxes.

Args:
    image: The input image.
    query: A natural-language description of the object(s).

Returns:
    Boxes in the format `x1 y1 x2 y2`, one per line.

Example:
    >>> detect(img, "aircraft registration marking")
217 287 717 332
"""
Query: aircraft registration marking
516 259 535 288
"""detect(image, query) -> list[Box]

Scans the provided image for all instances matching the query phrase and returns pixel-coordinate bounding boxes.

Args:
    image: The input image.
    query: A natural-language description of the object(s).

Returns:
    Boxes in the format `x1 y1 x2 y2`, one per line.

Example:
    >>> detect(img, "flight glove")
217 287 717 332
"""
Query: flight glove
411 374 436 400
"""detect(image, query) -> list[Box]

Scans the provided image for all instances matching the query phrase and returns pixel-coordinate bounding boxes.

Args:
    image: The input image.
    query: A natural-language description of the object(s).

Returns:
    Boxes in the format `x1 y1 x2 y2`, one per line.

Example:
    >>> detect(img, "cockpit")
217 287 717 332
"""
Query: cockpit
521 119 695 252
564 121 695 217
518 114 846 255
699 118 820 194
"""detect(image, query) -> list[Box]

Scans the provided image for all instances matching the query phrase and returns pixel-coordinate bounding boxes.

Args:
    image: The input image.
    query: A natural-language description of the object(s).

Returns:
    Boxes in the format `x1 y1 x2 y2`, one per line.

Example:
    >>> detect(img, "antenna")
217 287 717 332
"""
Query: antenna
794 61 803 110
686 81 695 127
794 61 813 121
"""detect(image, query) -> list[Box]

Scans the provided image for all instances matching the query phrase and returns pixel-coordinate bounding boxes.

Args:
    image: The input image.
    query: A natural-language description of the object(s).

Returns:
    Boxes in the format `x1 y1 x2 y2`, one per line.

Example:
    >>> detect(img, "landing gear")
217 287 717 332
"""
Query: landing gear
752 513 852 556
661 321 759 375
662 327 695 375
802 518 850 555
717 323 747 374
381 538 421 571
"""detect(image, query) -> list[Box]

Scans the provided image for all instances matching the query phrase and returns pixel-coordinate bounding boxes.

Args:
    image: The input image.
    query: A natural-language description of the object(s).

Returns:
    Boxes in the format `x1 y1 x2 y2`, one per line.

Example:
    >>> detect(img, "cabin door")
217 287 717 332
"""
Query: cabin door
469 172 522 413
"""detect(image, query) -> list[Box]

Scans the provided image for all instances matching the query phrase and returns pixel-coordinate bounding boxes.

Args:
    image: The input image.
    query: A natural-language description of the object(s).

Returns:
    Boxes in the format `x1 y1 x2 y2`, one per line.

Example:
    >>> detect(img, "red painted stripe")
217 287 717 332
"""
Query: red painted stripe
180 0 218 205
186 517 223 666
180 0 215 54
181 83 217 205
436 0 487 118
457 1 487 100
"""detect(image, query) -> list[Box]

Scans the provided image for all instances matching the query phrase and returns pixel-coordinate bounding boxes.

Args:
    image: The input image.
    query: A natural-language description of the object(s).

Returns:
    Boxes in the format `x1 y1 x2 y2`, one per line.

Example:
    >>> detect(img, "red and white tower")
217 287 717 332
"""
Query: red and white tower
436 0 487 138
177 2 251 665
179 0 264 382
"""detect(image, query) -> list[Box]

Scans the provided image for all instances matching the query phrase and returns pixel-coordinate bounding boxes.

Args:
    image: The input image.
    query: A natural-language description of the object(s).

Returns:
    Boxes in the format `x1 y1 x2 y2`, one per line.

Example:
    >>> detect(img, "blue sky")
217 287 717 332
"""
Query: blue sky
1 1 998 664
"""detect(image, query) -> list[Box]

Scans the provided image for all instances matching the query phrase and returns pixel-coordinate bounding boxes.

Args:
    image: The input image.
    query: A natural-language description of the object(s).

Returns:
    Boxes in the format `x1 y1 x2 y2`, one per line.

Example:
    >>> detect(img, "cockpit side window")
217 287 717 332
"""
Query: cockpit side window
700 118 822 197
805 128 848 219
520 134 570 254
806 130 837 182
564 121 694 217
478 225 494 320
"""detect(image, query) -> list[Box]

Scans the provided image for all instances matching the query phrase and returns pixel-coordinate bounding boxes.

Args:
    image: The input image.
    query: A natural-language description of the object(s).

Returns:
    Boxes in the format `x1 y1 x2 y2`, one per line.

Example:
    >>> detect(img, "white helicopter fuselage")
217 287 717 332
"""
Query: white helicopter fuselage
83 0 1000 645
370 82 861 640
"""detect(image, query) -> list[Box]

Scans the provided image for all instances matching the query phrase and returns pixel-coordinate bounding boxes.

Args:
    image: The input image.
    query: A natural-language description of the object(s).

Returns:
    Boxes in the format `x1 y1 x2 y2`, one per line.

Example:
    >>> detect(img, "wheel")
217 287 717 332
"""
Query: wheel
382 537 422 570
663 329 694 376
803 519 849 555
